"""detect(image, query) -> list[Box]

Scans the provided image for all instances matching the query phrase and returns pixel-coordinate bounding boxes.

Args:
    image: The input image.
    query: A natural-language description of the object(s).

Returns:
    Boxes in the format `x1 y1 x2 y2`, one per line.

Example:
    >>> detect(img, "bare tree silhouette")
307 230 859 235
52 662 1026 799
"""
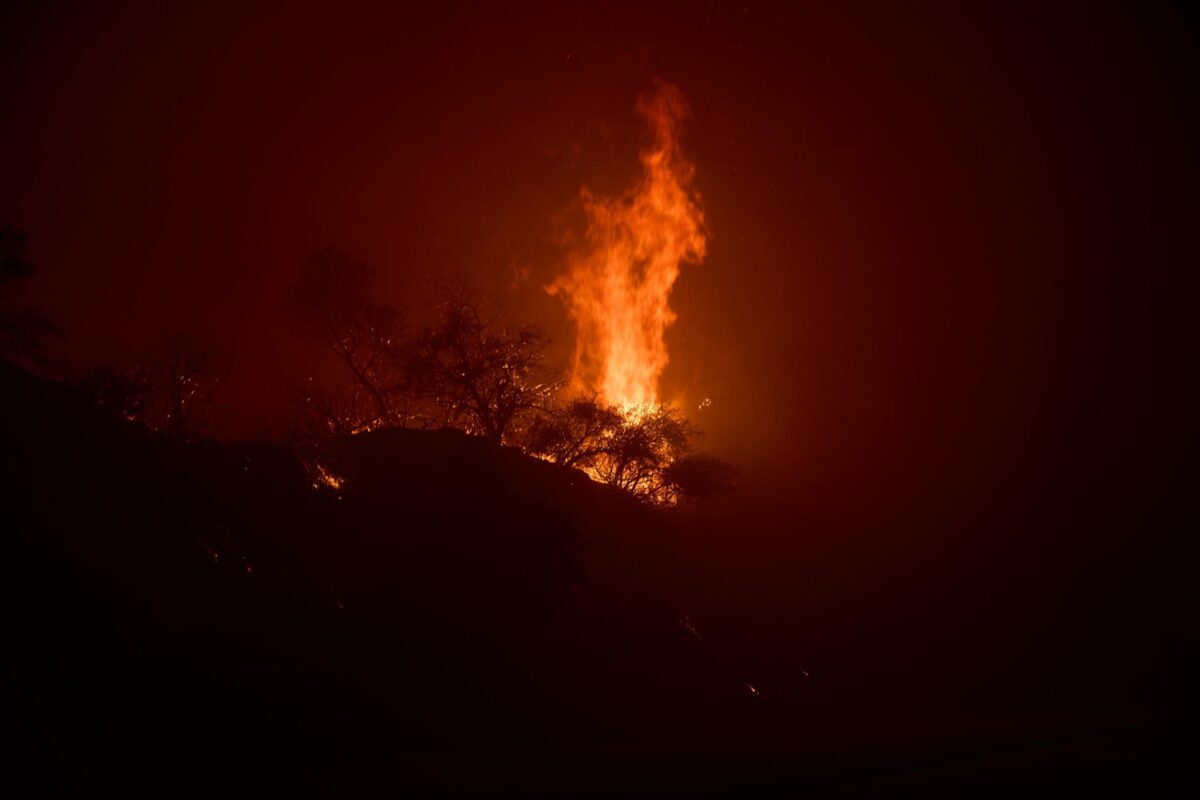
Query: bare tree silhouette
84 330 222 440
148 330 221 439
407 279 562 444
285 248 408 431
527 398 701 504
592 405 695 503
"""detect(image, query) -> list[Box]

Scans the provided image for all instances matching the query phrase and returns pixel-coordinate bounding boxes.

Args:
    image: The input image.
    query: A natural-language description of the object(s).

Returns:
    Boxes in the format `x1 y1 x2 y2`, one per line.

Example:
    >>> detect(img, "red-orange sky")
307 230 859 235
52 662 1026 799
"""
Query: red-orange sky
0 2 1192 529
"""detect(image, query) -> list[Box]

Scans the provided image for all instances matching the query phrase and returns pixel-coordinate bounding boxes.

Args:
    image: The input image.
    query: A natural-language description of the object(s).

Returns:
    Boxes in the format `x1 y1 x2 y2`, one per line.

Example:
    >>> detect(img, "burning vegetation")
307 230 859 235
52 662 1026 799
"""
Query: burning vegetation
281 268 732 504
69 83 733 507
270 82 732 506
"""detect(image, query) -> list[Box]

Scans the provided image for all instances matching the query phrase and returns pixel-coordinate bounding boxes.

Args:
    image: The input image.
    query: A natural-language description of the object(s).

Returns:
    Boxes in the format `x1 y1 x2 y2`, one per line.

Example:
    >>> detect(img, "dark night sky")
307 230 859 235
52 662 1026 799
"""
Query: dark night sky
0 2 1193 531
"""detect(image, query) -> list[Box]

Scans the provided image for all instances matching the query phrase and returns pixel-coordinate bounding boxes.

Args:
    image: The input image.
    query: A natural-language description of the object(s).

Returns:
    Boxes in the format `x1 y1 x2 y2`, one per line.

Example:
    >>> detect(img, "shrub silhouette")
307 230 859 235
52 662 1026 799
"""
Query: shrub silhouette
527 398 699 503
664 453 739 505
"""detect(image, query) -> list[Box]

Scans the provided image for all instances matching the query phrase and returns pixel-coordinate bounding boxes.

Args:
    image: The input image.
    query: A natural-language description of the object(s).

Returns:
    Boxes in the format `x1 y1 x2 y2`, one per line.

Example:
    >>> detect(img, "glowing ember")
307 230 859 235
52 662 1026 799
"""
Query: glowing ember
549 80 707 410
679 613 702 640
312 463 345 491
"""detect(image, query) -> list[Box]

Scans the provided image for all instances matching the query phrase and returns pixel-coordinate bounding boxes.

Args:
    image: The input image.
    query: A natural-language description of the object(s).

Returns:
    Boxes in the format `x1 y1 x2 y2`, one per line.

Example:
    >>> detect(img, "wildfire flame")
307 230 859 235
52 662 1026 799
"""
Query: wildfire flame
549 81 707 410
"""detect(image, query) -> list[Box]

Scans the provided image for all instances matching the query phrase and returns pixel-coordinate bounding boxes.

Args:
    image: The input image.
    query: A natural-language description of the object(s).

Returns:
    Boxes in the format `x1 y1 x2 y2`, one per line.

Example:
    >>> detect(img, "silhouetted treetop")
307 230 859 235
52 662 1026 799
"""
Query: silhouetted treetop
0 225 57 365
407 278 562 444
527 398 701 504
285 247 407 430
527 397 626 469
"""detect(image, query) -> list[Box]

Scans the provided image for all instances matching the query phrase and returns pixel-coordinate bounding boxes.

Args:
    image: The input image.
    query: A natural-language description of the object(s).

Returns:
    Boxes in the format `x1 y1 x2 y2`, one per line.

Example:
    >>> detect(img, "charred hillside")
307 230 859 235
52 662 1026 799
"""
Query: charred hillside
3 360 1190 796
1 362 759 792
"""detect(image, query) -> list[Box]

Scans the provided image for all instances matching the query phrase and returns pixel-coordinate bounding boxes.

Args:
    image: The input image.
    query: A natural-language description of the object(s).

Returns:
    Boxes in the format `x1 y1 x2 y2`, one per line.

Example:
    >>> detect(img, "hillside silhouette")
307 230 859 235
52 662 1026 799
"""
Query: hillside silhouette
2 361 771 793
3 360 1191 796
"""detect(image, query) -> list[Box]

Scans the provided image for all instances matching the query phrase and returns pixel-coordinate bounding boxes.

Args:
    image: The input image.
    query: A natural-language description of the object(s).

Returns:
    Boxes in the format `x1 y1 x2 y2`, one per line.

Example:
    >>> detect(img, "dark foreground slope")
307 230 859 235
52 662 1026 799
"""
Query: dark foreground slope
2 362 1193 796
0 362 772 793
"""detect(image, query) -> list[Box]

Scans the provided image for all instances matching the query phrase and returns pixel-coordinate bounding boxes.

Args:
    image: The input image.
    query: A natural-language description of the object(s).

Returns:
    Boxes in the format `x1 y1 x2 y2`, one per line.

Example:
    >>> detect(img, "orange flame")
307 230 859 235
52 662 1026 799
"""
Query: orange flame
549 81 707 410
